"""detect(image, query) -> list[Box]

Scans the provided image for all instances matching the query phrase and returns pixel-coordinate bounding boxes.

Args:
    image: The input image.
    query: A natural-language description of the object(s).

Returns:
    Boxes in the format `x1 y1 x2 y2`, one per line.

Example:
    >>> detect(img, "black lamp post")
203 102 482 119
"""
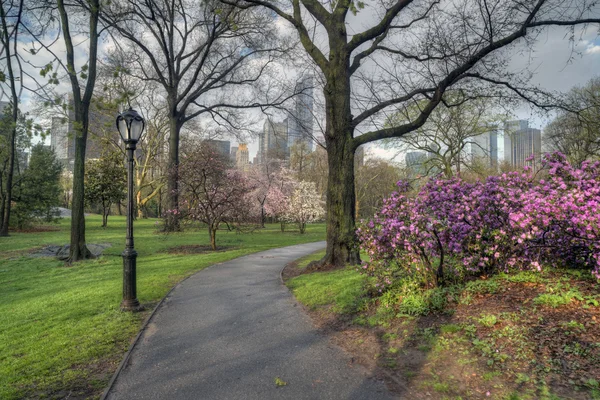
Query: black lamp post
116 107 145 311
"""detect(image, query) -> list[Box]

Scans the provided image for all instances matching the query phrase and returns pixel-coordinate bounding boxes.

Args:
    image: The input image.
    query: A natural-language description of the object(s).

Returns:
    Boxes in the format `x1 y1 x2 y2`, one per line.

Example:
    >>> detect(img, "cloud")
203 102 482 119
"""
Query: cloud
585 44 600 54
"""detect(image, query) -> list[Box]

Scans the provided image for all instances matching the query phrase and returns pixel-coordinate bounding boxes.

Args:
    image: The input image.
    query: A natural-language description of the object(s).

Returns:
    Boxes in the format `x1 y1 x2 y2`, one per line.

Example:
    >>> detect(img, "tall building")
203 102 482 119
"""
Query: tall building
49 101 111 170
503 120 542 169
230 146 238 163
470 129 499 169
205 139 231 158
257 75 315 164
236 143 250 170
259 118 288 163
287 75 314 152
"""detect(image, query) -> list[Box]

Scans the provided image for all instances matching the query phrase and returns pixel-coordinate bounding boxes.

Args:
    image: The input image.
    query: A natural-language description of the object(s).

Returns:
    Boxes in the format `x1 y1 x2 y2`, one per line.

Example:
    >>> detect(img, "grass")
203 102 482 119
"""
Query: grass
0 215 325 399
293 248 326 269
286 267 366 313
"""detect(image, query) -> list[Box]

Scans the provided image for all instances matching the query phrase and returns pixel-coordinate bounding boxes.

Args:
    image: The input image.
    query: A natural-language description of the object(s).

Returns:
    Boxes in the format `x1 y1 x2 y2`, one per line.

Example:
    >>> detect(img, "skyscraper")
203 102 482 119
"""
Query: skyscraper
287 75 314 152
259 118 288 163
205 139 231 158
470 129 499 169
236 143 250 170
503 120 542 169
49 100 110 170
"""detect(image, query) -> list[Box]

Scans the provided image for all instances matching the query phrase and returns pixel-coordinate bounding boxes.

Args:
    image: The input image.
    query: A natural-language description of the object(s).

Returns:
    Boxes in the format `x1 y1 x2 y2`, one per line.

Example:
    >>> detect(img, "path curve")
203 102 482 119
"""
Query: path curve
105 242 395 400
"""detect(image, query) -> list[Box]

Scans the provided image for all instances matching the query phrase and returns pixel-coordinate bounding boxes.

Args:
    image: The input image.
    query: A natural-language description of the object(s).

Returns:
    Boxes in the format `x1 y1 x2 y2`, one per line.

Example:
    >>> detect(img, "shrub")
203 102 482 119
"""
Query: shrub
358 153 600 291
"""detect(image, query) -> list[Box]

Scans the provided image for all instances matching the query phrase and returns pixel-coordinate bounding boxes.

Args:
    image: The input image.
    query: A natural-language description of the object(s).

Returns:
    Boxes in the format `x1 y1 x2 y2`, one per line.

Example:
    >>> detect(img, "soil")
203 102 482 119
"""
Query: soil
166 245 238 254
282 263 600 399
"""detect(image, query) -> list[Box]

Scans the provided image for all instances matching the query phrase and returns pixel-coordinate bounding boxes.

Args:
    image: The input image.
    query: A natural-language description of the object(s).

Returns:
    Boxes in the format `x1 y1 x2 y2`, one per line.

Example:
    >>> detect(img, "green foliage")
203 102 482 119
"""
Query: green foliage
84 150 126 227
533 284 583 308
11 144 62 228
477 314 498 327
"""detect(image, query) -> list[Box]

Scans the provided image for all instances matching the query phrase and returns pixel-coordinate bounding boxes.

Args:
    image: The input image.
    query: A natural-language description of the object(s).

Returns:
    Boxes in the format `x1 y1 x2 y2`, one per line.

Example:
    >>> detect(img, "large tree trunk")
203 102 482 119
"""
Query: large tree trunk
164 112 181 231
322 136 360 266
319 39 361 267
69 107 92 261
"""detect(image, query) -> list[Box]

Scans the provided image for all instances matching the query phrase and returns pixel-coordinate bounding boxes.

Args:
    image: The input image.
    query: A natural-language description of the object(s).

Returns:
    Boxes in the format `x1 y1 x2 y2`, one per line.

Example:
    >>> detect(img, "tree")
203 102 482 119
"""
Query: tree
390 98 501 178
246 159 286 227
24 0 102 261
0 109 36 231
264 168 296 231
178 141 253 250
544 77 600 167
0 0 24 236
104 0 289 232
284 181 324 234
84 151 126 227
11 144 62 229
355 157 402 219
227 0 600 267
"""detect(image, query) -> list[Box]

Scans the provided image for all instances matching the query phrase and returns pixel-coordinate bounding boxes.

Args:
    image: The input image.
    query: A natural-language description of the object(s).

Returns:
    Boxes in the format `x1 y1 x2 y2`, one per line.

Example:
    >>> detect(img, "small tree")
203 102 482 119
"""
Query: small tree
178 141 253 250
84 151 126 227
284 181 324 234
264 168 296 232
11 144 62 228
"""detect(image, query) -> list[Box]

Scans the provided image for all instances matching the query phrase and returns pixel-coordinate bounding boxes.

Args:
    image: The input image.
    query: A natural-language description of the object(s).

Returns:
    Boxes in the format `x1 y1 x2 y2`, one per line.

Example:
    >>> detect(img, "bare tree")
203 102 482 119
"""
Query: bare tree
355 157 401 219
544 77 600 167
103 0 293 231
226 0 600 267
21 0 101 261
390 97 501 178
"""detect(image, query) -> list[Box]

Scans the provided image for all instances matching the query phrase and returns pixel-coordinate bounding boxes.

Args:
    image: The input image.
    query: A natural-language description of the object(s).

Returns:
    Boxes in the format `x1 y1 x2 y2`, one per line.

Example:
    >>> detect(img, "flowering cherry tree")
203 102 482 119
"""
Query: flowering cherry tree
358 153 600 290
284 181 325 234
175 141 254 250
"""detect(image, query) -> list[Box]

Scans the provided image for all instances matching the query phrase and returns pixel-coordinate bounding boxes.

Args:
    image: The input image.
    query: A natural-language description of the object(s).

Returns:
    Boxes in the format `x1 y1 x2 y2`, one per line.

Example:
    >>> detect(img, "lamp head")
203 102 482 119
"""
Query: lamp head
116 107 145 143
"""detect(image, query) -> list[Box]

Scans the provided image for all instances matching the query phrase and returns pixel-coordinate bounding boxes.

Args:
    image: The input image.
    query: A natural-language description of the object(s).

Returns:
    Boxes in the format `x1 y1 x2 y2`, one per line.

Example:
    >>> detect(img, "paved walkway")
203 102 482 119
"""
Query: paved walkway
105 242 395 400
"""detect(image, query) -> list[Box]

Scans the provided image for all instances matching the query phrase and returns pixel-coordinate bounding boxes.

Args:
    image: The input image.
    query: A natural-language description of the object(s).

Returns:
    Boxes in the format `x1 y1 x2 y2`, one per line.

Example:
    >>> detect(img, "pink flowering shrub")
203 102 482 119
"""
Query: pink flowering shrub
358 153 600 291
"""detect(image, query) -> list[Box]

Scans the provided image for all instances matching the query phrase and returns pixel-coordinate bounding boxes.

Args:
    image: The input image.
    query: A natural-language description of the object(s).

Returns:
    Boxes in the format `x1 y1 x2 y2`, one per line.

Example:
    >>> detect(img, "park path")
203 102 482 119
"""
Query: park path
104 242 395 400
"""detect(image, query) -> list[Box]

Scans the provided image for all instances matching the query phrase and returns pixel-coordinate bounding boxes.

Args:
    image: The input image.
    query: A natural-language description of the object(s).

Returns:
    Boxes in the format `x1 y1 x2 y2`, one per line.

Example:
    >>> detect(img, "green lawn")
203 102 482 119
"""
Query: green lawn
0 216 325 399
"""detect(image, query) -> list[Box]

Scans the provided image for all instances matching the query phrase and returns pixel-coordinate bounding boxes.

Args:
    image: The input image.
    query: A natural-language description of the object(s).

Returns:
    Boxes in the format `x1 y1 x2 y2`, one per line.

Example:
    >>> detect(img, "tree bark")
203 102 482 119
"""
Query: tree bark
164 112 181 231
322 135 360 266
69 106 92 260
209 225 217 250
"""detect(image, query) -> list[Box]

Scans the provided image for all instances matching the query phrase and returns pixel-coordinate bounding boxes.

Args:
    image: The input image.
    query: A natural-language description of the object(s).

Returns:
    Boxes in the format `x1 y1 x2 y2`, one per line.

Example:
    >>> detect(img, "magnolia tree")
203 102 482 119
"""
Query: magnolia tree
245 161 287 227
284 181 325 234
264 171 297 231
176 141 254 250
358 153 600 291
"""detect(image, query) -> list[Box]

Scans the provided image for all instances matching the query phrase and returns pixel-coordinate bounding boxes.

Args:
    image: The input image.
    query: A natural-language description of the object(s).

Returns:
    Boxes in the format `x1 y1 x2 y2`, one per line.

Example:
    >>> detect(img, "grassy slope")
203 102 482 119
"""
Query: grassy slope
0 216 324 399
286 260 600 399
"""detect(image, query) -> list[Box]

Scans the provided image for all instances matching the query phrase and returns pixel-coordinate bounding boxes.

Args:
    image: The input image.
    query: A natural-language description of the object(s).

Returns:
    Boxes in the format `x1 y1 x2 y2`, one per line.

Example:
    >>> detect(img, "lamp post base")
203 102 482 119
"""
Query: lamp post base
120 298 142 312
122 249 140 311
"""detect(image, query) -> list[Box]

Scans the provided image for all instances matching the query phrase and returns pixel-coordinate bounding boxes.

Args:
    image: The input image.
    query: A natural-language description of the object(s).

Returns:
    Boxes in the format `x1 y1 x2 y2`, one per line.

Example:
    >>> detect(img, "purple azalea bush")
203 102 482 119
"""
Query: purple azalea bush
357 153 600 291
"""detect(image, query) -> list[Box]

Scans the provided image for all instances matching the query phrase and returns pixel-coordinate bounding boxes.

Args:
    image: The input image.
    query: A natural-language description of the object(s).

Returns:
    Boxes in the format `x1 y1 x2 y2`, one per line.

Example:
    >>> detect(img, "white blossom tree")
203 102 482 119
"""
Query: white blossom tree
284 181 324 234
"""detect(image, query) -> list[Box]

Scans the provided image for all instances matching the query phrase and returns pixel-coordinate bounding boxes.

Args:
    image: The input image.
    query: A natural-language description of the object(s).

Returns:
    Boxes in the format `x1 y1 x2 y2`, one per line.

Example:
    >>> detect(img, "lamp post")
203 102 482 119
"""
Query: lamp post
116 107 145 311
